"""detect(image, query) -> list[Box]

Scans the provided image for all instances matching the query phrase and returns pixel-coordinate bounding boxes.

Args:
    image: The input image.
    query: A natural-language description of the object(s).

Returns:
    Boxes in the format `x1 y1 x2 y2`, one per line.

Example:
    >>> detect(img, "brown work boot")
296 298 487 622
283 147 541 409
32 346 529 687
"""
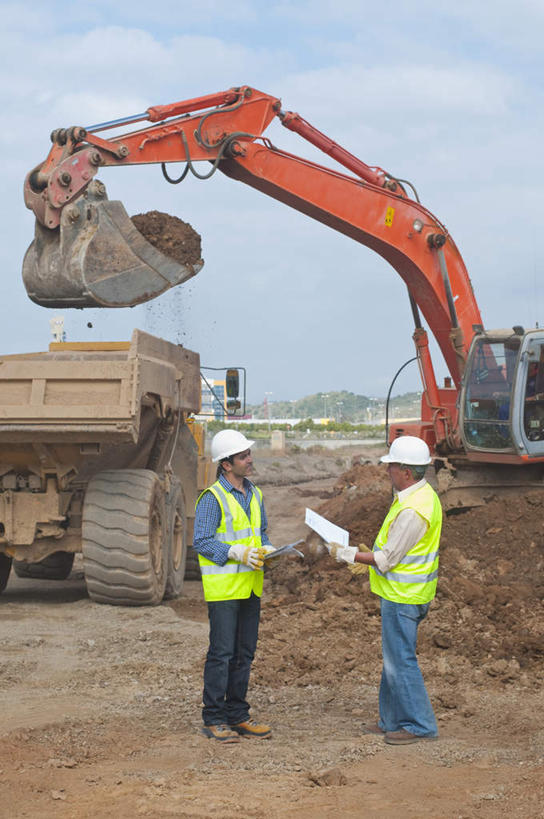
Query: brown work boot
201 724 241 743
362 723 385 736
385 730 437 745
229 719 272 739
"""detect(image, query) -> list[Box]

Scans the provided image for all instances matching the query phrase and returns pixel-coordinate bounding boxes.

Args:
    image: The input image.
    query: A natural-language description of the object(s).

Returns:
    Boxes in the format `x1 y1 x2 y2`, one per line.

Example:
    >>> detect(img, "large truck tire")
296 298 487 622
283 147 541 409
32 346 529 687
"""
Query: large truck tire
82 469 167 606
163 478 187 600
0 553 12 594
184 547 201 581
13 551 74 581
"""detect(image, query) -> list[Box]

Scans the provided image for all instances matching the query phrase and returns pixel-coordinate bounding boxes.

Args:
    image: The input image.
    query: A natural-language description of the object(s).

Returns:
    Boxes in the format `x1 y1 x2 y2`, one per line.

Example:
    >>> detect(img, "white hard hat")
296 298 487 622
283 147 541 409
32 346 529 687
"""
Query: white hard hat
211 429 255 462
380 435 432 466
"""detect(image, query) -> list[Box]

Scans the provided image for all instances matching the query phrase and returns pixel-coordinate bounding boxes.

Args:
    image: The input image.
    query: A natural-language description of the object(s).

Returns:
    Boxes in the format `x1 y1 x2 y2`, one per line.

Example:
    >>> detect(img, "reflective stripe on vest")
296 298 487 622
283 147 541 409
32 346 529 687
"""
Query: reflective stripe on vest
197 480 264 602
369 482 442 604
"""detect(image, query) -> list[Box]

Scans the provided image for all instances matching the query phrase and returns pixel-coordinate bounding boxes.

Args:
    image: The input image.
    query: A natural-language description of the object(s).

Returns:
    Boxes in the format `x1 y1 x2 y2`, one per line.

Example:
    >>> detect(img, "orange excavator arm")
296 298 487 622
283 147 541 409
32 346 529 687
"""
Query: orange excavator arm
23 85 484 449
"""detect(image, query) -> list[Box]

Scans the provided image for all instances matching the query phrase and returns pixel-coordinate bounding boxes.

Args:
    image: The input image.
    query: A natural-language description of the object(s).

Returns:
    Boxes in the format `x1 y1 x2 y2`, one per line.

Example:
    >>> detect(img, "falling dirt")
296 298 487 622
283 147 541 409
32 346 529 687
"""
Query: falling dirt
1 447 543 818
131 210 202 266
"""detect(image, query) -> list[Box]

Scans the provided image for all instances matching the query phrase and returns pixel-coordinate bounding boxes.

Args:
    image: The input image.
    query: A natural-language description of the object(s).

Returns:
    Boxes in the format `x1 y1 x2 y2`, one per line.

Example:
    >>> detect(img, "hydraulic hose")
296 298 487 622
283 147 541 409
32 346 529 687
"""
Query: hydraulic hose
384 357 418 446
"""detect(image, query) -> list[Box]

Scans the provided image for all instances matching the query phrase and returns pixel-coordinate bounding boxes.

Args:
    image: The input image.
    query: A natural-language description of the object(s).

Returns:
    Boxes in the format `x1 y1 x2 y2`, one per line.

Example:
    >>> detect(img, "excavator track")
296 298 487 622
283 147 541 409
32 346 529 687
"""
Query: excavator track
434 458 544 511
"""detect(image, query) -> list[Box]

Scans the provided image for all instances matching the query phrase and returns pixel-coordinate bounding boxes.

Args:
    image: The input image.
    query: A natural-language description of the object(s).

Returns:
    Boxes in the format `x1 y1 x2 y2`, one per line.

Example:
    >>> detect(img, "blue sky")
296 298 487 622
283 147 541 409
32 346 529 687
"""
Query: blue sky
1 1 543 403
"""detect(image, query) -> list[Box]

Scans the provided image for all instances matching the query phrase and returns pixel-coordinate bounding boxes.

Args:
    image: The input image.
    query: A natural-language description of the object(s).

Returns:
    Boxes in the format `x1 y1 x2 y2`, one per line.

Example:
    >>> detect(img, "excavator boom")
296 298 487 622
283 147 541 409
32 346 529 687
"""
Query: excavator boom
24 85 489 455
24 86 482 371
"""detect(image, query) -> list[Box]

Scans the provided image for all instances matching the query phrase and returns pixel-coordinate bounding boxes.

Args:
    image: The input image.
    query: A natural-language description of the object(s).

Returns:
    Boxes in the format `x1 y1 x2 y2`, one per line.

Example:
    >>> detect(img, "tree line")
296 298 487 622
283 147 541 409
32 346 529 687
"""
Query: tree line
249 390 421 423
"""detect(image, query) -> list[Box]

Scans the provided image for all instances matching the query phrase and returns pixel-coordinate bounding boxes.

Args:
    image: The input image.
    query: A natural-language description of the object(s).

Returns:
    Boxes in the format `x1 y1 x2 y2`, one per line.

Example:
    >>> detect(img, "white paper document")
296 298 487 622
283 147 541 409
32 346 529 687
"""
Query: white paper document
305 508 350 546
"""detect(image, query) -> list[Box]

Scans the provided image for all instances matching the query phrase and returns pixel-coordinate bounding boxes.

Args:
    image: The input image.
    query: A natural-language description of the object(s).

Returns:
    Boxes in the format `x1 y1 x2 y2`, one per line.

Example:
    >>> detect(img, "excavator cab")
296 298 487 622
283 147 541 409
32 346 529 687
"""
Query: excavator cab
460 328 544 459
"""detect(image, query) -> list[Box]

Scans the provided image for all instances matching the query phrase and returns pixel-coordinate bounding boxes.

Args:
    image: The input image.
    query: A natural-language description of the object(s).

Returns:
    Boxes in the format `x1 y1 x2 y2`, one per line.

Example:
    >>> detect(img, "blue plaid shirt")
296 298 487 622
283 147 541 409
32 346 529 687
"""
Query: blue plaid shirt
194 473 272 565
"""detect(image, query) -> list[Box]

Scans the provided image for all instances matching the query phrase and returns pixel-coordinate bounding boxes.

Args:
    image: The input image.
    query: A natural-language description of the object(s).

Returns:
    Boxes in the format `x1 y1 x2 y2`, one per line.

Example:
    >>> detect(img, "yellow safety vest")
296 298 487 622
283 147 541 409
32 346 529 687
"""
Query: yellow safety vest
369 482 442 604
196 480 264 602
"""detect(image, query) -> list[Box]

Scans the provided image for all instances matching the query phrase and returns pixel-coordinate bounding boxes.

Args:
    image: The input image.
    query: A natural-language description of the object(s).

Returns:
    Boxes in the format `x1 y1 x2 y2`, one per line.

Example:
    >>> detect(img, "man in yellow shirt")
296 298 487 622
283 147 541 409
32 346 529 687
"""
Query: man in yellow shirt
328 435 442 745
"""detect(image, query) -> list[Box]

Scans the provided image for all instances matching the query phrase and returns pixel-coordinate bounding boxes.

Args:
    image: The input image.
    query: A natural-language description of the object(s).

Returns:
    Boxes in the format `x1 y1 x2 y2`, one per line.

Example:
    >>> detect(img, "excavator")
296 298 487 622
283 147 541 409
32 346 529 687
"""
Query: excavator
22 85 544 507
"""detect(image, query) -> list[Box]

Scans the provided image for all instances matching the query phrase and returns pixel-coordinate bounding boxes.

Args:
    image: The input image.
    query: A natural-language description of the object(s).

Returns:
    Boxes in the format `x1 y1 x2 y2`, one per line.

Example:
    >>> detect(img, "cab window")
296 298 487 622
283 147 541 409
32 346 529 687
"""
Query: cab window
463 339 518 450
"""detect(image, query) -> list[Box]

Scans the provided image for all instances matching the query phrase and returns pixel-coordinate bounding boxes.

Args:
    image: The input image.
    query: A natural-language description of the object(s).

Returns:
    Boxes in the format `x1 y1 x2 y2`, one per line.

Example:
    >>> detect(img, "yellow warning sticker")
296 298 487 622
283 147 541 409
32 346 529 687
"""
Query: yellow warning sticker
385 206 395 227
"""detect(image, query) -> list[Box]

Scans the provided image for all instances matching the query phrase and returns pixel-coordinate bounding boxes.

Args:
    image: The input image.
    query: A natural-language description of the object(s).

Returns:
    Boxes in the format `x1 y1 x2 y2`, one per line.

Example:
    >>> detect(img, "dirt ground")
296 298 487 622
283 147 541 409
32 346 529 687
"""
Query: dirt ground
1 446 543 818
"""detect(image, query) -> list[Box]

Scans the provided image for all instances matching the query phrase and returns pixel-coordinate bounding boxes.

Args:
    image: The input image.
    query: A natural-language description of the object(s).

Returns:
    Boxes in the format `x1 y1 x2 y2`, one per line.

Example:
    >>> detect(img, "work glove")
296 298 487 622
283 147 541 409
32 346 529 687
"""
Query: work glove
326 542 357 564
348 542 371 575
262 545 281 570
228 545 266 569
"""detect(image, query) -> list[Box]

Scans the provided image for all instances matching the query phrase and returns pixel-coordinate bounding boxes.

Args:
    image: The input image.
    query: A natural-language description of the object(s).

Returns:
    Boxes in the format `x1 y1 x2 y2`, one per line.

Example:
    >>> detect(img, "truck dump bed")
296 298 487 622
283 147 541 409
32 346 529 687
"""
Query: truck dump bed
0 329 200 443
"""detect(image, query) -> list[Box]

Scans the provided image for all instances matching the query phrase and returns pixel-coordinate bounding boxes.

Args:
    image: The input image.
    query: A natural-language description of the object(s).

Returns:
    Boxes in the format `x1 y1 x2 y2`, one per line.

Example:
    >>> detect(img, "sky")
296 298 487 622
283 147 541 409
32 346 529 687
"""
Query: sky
1 0 543 404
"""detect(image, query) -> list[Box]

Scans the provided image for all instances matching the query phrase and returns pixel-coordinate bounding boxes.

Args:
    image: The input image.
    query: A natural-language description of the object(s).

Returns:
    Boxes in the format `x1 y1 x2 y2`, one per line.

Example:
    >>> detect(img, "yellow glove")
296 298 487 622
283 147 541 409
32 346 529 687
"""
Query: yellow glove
244 547 266 569
348 542 372 575
348 563 368 575
228 545 266 569
262 546 281 569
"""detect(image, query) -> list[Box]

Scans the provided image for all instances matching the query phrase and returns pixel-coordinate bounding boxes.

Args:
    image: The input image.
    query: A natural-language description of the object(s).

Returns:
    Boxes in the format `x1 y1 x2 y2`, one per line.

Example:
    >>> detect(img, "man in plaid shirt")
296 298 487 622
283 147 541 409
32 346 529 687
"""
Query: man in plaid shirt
194 429 275 743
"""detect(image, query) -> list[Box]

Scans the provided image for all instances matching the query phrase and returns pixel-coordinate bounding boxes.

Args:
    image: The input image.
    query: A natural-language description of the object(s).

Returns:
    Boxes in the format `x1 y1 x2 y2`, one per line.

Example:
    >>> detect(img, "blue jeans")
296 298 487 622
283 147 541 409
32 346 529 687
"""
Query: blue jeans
202 592 261 726
378 597 438 737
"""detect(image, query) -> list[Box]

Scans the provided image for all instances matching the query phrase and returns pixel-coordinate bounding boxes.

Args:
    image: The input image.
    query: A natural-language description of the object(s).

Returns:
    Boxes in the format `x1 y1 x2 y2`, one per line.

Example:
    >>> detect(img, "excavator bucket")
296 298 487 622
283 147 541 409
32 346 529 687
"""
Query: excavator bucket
22 181 203 308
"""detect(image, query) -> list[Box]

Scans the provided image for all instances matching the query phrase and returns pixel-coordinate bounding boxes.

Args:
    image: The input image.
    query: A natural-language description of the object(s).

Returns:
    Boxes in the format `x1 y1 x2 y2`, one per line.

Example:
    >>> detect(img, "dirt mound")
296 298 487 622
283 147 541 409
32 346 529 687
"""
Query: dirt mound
256 464 544 696
131 211 202 265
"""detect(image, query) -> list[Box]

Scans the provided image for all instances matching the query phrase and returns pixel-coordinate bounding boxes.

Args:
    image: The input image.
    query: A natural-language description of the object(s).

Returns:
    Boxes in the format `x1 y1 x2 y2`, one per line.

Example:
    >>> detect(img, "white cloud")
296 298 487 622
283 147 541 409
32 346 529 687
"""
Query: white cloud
2 3 54 33
2 1 260 31
0 3 543 402
283 62 517 120
430 0 544 52
273 0 544 53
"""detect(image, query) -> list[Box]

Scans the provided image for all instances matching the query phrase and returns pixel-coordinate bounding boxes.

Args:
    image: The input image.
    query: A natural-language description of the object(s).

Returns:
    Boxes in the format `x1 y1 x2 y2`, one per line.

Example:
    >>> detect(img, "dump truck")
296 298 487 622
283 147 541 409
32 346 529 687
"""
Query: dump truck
0 329 211 604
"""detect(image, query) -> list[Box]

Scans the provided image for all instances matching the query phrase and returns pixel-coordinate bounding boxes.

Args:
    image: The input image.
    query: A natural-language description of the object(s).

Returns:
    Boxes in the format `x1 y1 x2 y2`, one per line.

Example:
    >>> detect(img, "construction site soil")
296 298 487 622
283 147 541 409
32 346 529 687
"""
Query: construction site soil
131 211 202 266
1 447 543 817
263 460 544 687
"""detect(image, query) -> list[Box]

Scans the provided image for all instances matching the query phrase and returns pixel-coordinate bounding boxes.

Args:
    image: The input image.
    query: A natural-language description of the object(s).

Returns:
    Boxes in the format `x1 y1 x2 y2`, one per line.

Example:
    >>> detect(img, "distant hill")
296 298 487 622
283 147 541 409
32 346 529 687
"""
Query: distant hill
249 390 421 423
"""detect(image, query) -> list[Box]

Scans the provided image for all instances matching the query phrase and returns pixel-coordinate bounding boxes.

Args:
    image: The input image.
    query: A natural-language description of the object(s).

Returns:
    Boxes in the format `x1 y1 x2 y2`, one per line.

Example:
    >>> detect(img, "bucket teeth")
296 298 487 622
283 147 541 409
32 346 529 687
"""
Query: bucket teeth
22 182 203 308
